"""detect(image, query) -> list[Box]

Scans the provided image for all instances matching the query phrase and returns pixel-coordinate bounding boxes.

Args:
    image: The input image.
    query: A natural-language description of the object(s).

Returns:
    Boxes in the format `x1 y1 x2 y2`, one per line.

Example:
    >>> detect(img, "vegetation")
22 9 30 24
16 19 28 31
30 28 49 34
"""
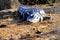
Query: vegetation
46 0 53 5
18 0 55 5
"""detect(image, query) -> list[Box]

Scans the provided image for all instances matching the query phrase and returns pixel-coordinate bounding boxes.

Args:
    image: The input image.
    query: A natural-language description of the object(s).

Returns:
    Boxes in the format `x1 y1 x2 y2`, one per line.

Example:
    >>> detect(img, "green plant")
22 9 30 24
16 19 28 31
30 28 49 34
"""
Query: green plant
36 0 39 4
36 0 39 2
46 0 53 5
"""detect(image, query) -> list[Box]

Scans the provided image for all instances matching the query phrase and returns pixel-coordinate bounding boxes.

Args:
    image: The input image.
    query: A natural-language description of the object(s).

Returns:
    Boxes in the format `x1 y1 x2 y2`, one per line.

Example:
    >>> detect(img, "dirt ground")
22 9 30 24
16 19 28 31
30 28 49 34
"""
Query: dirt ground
0 11 59 40
0 4 59 40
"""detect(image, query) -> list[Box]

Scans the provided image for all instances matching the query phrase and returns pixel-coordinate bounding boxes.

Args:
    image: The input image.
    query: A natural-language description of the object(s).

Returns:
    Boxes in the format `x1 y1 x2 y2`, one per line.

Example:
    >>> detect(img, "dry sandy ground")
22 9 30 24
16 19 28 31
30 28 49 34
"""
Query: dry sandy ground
0 12 59 40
